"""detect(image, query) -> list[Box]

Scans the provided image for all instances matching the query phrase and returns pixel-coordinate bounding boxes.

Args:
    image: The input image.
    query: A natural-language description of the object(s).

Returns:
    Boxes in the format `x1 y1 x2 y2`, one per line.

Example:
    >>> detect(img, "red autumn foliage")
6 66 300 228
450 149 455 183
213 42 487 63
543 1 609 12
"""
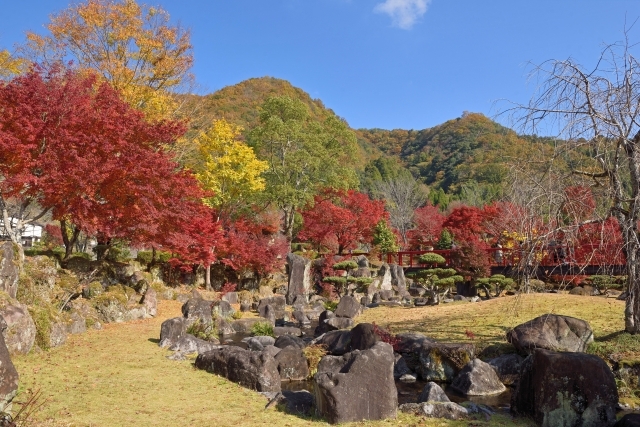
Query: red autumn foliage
563 186 596 223
42 224 64 247
408 203 445 249
219 282 237 298
218 212 288 279
0 66 222 262
372 322 401 352
299 189 387 254
442 205 498 277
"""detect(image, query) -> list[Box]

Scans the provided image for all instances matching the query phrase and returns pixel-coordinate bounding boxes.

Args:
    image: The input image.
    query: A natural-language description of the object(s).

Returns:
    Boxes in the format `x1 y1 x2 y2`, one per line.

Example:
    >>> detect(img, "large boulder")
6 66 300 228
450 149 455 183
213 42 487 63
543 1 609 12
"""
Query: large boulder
0 242 20 299
195 346 281 392
274 347 309 381
274 334 305 350
511 349 618 427
450 359 506 396
507 314 594 354
389 263 408 296
399 402 468 420
334 295 362 319
169 334 220 354
49 321 68 348
212 300 234 318
243 336 276 351
615 414 640 427
417 381 450 403
314 342 397 424
350 323 378 351
159 317 187 348
488 353 524 386
257 296 286 320
0 318 18 412
316 330 352 356
286 253 312 305
0 302 36 355
377 263 393 291
140 288 157 317
181 298 213 325
410 341 475 382
260 304 276 325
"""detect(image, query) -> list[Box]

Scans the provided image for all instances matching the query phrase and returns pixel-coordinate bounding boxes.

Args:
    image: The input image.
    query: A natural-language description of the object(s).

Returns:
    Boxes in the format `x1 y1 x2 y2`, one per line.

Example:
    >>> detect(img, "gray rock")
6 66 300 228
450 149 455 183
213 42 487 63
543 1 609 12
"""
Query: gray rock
350 323 378 351
378 263 393 291
243 336 276 351
379 289 395 300
317 330 352 356
394 353 412 379
67 311 87 335
240 302 251 312
261 304 276 325
181 298 213 325
275 346 309 380
507 314 594 354
257 296 286 320
169 334 221 354
418 381 450 403
230 318 263 334
324 316 354 331
49 321 68 348
0 302 35 355
399 374 417 383
140 287 157 317
273 326 302 337
292 310 310 325
399 402 468 420
314 342 397 423
286 253 312 305
195 346 281 392
511 349 618 427
0 242 20 299
159 317 187 348
262 345 281 358
488 353 524 386
212 300 235 318
216 316 235 336
274 334 305 350
355 255 369 268
451 359 506 396
0 319 19 412
372 292 381 303
334 295 362 318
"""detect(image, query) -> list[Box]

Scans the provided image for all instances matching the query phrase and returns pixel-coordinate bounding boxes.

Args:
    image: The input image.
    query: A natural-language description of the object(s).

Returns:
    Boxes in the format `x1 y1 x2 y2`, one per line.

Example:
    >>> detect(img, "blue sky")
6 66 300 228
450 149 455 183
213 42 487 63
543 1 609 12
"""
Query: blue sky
1 0 640 130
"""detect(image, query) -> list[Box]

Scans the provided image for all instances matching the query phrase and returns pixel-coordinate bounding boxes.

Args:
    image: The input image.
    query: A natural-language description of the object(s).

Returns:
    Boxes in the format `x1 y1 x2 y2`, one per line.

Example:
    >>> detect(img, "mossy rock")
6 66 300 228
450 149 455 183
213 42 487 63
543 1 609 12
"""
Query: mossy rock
83 281 104 299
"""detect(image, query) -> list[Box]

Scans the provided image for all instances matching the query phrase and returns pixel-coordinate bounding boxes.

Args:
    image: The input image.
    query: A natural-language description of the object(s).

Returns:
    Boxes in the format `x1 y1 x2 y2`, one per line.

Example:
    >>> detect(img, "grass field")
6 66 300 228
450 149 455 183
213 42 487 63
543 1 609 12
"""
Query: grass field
11 293 629 427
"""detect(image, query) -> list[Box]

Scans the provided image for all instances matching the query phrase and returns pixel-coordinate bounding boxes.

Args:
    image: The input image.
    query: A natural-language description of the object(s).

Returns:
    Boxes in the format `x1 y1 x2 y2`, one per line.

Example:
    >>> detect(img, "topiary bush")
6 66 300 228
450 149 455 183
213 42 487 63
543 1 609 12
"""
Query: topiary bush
186 319 218 342
332 260 358 271
419 253 446 265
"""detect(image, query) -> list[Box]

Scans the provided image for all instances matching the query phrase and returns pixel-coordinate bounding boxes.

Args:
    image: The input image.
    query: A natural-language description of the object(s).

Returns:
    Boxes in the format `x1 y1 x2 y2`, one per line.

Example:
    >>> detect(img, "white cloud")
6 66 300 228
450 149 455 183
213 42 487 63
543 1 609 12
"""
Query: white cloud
374 0 430 30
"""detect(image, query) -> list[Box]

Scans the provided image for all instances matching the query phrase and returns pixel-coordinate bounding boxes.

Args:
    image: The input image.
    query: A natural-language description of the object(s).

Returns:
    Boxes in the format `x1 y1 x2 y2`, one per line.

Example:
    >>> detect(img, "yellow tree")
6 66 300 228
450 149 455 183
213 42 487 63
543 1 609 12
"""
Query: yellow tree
22 0 193 120
191 119 269 290
193 119 269 218
0 50 24 79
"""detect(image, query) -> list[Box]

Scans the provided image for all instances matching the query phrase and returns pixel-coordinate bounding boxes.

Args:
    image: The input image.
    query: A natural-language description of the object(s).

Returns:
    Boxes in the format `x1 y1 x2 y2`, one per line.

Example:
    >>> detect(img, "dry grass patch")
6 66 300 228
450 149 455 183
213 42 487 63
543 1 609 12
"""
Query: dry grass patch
359 294 625 349
11 299 537 426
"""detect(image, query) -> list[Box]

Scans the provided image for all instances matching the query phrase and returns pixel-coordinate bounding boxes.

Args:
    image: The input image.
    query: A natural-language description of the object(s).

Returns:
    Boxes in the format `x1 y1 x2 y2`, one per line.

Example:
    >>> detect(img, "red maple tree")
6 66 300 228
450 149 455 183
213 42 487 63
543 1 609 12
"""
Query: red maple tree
299 189 387 254
0 66 220 262
408 203 445 249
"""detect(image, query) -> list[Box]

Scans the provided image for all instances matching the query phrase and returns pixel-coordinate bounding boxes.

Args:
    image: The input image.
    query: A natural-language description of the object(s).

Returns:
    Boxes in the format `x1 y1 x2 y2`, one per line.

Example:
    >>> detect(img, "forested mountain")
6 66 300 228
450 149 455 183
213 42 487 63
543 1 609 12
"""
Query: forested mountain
180 77 383 170
187 78 549 207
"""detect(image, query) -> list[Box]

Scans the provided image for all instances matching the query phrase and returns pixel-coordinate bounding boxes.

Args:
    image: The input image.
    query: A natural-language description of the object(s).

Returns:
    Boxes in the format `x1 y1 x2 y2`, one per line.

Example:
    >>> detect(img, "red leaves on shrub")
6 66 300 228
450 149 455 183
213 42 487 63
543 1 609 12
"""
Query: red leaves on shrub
372 322 401 352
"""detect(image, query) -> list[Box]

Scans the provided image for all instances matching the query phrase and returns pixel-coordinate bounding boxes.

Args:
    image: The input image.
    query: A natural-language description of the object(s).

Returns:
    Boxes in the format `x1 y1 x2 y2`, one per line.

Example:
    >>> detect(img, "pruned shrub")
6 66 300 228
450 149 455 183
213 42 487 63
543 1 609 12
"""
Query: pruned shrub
186 319 218 342
419 253 446 265
303 344 328 378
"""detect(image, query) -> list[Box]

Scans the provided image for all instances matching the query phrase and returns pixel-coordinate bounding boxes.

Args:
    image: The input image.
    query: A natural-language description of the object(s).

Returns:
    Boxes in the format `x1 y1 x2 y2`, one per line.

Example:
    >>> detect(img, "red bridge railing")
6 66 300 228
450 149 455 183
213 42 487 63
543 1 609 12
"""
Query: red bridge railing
381 244 626 269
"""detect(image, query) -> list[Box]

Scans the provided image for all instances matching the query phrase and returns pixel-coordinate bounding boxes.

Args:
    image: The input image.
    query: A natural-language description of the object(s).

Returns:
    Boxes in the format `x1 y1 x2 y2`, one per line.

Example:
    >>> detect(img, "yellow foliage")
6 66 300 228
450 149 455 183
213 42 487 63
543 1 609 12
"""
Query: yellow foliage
0 50 25 79
193 119 269 212
23 0 193 121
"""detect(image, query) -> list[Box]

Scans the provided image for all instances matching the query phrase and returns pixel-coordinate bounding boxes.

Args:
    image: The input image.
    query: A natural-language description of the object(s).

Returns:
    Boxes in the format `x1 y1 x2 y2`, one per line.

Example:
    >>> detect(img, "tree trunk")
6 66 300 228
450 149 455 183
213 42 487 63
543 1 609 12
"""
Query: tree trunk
622 221 640 333
205 263 212 291
60 219 80 261
282 206 295 241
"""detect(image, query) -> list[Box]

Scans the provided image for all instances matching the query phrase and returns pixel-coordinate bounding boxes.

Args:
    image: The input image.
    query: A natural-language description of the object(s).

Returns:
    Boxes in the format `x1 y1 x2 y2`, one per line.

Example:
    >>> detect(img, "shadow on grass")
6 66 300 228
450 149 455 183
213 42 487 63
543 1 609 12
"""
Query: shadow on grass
148 338 160 344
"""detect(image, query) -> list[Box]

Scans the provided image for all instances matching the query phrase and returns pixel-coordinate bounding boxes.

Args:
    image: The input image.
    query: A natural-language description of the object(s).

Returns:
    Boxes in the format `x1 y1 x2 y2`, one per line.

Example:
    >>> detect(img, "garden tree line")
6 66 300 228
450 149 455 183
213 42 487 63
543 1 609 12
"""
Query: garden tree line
2 0 640 333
